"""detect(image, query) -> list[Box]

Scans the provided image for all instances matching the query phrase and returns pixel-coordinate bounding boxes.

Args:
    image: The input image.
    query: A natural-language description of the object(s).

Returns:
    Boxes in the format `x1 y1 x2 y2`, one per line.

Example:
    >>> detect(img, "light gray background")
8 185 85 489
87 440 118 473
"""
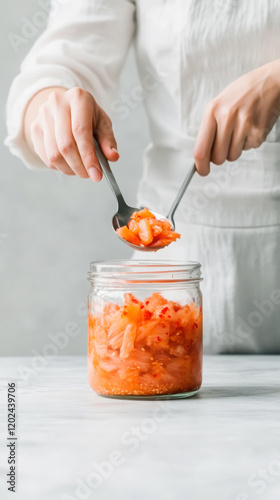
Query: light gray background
0 1 149 355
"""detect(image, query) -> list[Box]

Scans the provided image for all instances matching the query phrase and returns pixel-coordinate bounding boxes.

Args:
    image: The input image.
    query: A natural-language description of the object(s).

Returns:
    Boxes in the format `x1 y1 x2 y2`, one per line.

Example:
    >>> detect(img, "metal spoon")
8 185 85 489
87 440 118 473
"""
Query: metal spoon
93 137 196 252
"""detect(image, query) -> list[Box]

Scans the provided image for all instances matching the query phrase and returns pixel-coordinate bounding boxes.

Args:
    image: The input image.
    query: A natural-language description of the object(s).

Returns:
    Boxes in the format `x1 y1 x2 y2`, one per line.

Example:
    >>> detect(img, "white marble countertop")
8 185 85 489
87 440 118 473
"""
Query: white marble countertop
0 356 280 500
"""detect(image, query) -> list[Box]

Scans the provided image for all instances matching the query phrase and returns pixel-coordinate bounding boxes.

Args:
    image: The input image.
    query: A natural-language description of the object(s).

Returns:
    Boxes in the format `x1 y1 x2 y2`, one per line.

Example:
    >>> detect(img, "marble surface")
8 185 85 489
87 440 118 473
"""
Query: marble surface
0 356 280 500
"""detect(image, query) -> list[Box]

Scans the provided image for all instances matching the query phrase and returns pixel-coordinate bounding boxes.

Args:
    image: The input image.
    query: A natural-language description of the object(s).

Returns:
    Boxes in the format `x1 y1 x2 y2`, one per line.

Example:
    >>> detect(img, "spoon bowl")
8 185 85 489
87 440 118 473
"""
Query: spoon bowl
112 209 174 252
93 137 195 252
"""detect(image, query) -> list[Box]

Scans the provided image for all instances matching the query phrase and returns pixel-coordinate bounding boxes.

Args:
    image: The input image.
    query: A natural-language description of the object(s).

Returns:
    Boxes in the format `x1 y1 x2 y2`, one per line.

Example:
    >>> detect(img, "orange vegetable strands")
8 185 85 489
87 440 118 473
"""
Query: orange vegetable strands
116 225 141 246
138 219 154 245
116 208 181 249
128 219 139 235
88 292 202 396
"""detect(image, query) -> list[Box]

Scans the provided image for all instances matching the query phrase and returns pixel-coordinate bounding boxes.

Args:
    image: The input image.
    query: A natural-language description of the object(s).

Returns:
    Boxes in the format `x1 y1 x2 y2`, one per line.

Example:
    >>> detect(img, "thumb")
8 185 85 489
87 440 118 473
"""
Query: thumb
95 112 119 162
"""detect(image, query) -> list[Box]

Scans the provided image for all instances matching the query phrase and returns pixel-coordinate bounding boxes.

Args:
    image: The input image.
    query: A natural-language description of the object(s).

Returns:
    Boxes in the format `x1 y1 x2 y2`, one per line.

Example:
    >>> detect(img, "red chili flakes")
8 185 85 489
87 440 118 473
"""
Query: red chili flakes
157 336 161 341
153 374 157 378
192 322 198 330
161 307 169 314
143 310 153 320
145 300 150 305
159 314 163 318
167 315 171 319
140 304 144 309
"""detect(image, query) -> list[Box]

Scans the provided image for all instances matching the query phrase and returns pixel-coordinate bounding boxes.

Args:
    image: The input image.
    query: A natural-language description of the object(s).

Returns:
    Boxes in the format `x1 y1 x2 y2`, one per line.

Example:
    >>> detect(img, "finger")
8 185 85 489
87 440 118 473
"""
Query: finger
30 120 52 167
95 110 119 162
227 125 247 162
242 137 249 151
31 120 61 171
194 106 217 176
54 104 89 178
71 97 102 182
41 112 75 175
210 121 233 166
242 128 266 151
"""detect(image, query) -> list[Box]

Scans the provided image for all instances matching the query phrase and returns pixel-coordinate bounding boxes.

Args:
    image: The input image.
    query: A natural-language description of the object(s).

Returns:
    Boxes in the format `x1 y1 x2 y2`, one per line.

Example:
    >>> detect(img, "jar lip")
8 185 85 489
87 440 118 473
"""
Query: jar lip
89 259 202 283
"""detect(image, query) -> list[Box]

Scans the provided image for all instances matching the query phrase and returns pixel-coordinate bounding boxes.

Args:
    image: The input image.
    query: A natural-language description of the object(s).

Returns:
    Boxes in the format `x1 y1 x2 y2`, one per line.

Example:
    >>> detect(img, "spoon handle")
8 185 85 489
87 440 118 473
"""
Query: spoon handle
93 137 127 210
166 163 196 228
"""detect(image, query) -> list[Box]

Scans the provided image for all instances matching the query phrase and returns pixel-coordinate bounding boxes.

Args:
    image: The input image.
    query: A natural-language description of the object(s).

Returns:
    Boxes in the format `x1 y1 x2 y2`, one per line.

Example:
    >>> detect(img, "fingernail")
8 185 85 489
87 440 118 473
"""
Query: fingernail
111 147 119 156
88 167 101 182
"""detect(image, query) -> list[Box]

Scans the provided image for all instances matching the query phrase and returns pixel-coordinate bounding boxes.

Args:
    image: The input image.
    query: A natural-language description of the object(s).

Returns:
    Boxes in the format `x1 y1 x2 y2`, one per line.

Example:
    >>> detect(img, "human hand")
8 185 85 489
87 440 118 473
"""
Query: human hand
24 87 119 181
194 60 280 175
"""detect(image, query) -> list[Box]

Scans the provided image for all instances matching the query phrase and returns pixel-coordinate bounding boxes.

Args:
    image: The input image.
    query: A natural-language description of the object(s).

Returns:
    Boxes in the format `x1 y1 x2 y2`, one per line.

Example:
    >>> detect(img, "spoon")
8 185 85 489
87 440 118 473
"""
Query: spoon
93 137 196 251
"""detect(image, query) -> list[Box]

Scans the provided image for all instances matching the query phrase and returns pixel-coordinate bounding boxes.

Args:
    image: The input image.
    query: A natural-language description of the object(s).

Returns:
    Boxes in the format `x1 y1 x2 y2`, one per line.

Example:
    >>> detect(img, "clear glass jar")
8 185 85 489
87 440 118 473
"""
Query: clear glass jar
88 260 203 399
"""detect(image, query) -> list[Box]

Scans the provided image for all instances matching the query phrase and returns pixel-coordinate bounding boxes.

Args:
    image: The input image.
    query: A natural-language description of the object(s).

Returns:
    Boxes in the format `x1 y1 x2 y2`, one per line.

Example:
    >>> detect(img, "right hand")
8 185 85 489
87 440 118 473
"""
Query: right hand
24 86 119 181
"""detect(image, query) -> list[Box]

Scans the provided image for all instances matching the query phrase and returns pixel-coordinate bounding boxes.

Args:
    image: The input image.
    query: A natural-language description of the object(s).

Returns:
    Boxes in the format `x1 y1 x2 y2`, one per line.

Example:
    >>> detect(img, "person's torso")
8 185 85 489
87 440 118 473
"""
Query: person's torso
134 0 280 227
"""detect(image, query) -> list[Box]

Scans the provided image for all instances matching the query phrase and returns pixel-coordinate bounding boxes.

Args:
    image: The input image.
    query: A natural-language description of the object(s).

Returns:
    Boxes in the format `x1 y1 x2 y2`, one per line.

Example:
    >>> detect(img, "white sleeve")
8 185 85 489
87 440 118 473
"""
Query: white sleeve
4 0 135 170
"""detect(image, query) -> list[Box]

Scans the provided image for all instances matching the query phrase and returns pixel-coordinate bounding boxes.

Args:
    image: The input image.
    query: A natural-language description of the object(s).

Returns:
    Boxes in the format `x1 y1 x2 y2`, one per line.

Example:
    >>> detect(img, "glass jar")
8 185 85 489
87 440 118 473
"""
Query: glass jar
88 260 203 399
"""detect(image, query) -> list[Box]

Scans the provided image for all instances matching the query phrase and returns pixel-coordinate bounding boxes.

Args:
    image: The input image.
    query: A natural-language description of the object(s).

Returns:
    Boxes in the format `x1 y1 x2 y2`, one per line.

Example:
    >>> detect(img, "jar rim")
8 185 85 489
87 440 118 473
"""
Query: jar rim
88 260 202 283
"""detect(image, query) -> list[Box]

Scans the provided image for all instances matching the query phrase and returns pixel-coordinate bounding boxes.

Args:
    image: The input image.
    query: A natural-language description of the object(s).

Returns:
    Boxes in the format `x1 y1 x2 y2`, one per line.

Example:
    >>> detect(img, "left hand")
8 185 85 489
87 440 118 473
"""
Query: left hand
194 59 280 175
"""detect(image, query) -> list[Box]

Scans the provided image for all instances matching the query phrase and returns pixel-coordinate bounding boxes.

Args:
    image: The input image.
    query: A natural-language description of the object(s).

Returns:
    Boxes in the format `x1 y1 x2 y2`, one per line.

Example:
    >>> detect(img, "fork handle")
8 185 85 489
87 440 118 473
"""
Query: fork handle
166 163 196 228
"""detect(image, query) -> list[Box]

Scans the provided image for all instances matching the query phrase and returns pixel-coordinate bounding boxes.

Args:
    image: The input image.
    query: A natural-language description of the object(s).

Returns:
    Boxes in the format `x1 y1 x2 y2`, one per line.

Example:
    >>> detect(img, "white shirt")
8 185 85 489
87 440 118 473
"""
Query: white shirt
5 0 280 352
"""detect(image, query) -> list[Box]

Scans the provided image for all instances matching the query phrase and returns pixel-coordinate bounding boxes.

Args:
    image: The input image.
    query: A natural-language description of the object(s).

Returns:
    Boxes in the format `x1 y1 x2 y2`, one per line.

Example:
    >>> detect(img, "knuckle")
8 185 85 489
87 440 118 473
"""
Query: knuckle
48 90 61 106
72 122 88 136
216 105 234 124
48 150 62 164
69 87 91 101
210 99 238 124
38 103 48 119
239 111 253 129
58 139 74 155
82 151 95 165
206 98 219 116
30 120 40 137
70 86 83 97
239 110 253 124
